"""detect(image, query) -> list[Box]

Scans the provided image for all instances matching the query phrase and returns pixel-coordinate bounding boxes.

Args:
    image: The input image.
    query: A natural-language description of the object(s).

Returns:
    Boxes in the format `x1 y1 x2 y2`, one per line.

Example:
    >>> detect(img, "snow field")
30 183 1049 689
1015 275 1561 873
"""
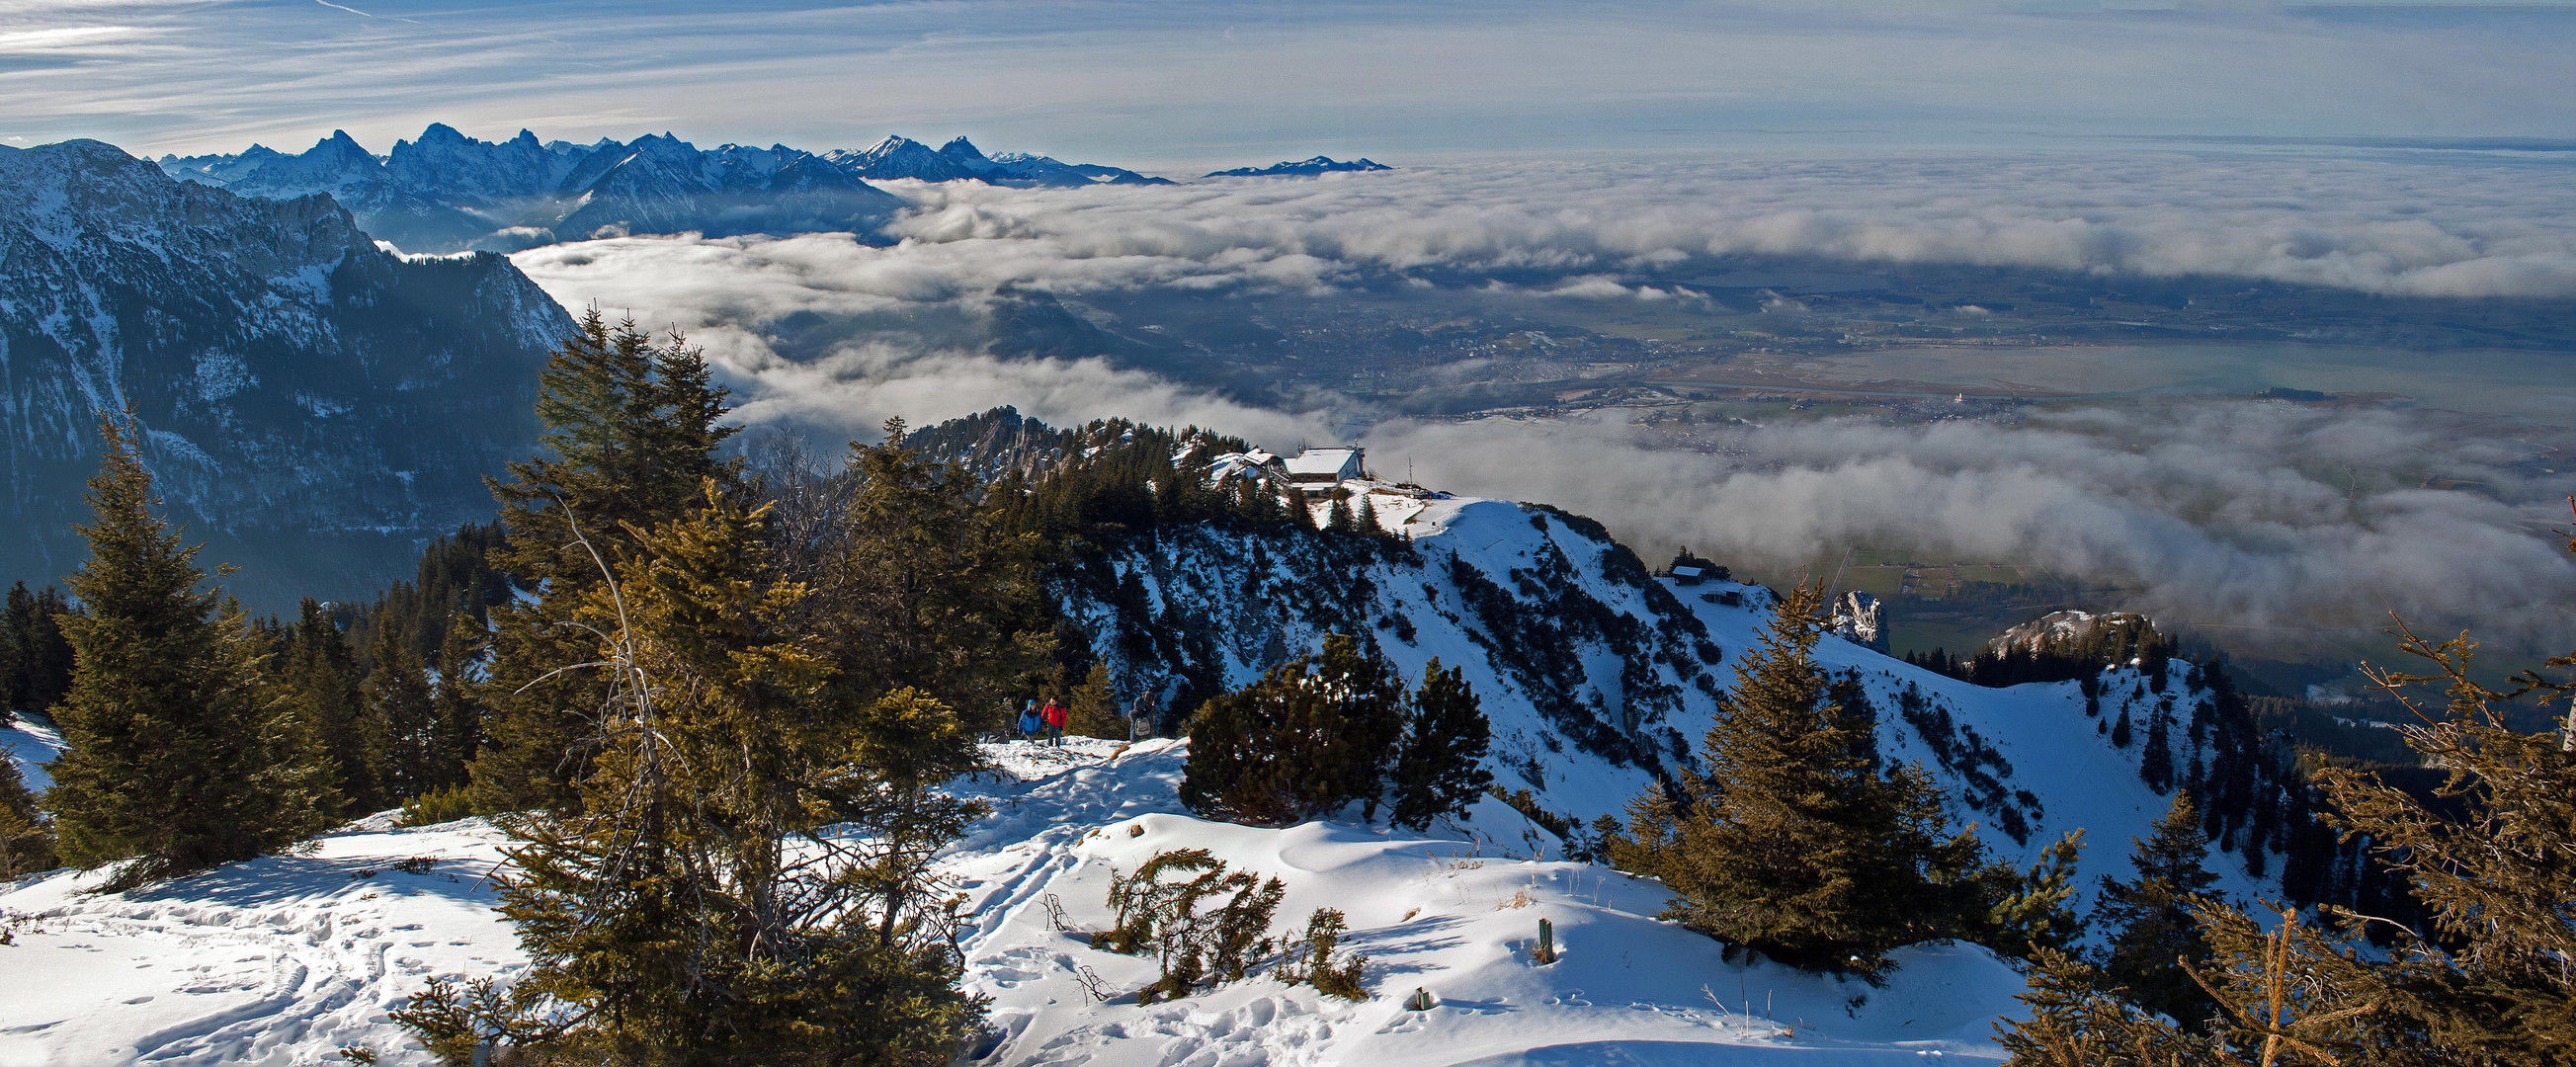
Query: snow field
0 817 522 1066
948 739 2024 1067
2 735 2031 1065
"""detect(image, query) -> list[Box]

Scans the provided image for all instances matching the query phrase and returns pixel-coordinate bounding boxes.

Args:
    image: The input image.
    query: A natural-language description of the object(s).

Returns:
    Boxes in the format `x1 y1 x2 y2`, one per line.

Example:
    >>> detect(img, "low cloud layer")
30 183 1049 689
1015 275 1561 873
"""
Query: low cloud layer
520 153 2576 316
512 233 1343 441
875 155 2576 299
1369 408 2576 647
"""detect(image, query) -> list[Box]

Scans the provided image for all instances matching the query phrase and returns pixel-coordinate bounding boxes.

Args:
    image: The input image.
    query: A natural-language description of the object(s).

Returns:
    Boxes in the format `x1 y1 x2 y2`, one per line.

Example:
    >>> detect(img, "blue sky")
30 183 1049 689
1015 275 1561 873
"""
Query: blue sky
7 1 2576 166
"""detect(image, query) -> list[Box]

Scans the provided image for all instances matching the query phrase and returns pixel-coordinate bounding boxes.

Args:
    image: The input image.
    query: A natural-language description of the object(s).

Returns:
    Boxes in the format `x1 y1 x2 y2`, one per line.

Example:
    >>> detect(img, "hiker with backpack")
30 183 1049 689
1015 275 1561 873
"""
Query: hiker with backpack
1017 698 1042 742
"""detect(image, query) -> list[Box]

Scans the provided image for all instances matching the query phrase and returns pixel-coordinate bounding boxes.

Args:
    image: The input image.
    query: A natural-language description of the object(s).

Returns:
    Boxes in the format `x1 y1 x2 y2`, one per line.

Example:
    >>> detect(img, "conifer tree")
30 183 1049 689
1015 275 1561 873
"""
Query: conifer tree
42 415 321 888
367 624 440 803
428 616 484 789
0 755 53 878
1388 659 1493 831
1326 494 1357 534
1315 634 1408 817
821 418 1055 735
1181 634 1408 826
471 312 739 814
280 598 380 816
1974 830 2089 961
2 582 75 722
1068 662 1124 739
1607 580 1987 979
407 482 983 1063
2140 705 2175 794
2092 792 2223 1028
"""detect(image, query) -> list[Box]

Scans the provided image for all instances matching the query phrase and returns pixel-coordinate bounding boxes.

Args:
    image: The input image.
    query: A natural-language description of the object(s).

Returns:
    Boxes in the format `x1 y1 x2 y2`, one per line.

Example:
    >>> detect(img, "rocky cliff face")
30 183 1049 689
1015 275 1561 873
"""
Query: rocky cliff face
0 139 569 609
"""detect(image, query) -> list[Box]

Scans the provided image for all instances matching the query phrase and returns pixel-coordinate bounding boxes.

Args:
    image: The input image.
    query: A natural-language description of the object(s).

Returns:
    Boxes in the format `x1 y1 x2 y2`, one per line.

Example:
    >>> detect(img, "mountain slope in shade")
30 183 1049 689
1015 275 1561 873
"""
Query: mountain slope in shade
1204 155 1394 178
0 139 568 609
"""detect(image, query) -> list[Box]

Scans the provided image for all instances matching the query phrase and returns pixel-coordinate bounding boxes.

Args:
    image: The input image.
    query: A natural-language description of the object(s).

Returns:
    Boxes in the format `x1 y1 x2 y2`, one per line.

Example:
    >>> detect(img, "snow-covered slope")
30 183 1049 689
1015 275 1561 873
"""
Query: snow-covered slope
1060 493 2284 912
0 139 568 609
0 739 2032 1066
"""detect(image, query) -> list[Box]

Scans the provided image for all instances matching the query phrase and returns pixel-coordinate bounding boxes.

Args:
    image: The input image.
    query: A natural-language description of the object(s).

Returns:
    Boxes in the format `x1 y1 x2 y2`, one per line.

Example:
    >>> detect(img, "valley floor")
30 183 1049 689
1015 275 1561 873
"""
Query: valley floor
0 734 2030 1066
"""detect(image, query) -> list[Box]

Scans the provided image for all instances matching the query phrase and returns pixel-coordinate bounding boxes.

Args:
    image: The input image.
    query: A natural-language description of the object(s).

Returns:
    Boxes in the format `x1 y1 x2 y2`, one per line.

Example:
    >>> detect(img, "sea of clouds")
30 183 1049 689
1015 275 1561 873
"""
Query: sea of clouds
512 153 2576 649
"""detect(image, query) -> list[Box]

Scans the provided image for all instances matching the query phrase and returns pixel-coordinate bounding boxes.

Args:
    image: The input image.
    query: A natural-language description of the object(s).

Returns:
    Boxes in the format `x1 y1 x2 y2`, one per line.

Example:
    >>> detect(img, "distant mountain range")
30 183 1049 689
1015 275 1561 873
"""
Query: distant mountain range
1203 156 1393 178
825 134 1174 189
159 125 1172 254
0 139 567 609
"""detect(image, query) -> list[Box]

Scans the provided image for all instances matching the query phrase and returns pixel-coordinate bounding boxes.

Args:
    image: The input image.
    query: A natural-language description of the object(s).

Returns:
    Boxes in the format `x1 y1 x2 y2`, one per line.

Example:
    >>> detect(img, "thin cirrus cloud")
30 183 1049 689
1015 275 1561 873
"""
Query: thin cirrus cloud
5 1 2576 160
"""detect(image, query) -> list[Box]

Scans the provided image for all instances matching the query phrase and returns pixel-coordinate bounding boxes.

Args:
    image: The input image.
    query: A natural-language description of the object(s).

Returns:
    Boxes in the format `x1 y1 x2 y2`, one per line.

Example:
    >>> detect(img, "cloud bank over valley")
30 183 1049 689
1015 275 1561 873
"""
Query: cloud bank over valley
510 153 2576 651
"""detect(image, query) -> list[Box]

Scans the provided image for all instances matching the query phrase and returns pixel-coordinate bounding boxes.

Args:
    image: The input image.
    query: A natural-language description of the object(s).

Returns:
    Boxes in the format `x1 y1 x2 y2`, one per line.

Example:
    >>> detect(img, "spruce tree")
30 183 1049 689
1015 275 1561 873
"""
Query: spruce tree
471 312 739 814
1973 830 2088 961
1 582 74 720
42 415 321 888
406 482 983 1063
428 616 485 789
0 754 53 878
2092 792 2224 1028
280 598 380 816
1180 634 1408 826
1068 662 1124 738
367 624 440 803
1326 494 1357 534
2140 704 2174 794
820 418 1054 736
1388 659 1494 831
1608 580 1987 979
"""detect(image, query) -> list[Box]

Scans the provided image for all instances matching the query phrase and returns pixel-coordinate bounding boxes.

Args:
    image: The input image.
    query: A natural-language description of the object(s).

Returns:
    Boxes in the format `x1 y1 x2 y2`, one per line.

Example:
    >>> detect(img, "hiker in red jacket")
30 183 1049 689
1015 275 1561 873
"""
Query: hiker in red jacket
1040 697 1068 747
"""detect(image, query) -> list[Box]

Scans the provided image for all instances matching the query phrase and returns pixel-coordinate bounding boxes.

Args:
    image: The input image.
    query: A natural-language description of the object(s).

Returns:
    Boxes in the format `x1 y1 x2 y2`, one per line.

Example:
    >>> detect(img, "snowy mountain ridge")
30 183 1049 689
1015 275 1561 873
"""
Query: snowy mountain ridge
160 124 1167 253
1203 156 1395 178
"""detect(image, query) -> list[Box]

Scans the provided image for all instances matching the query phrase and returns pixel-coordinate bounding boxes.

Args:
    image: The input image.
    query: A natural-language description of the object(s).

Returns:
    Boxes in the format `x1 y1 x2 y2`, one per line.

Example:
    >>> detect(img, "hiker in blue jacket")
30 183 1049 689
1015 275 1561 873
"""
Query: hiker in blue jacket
1016 698 1042 741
